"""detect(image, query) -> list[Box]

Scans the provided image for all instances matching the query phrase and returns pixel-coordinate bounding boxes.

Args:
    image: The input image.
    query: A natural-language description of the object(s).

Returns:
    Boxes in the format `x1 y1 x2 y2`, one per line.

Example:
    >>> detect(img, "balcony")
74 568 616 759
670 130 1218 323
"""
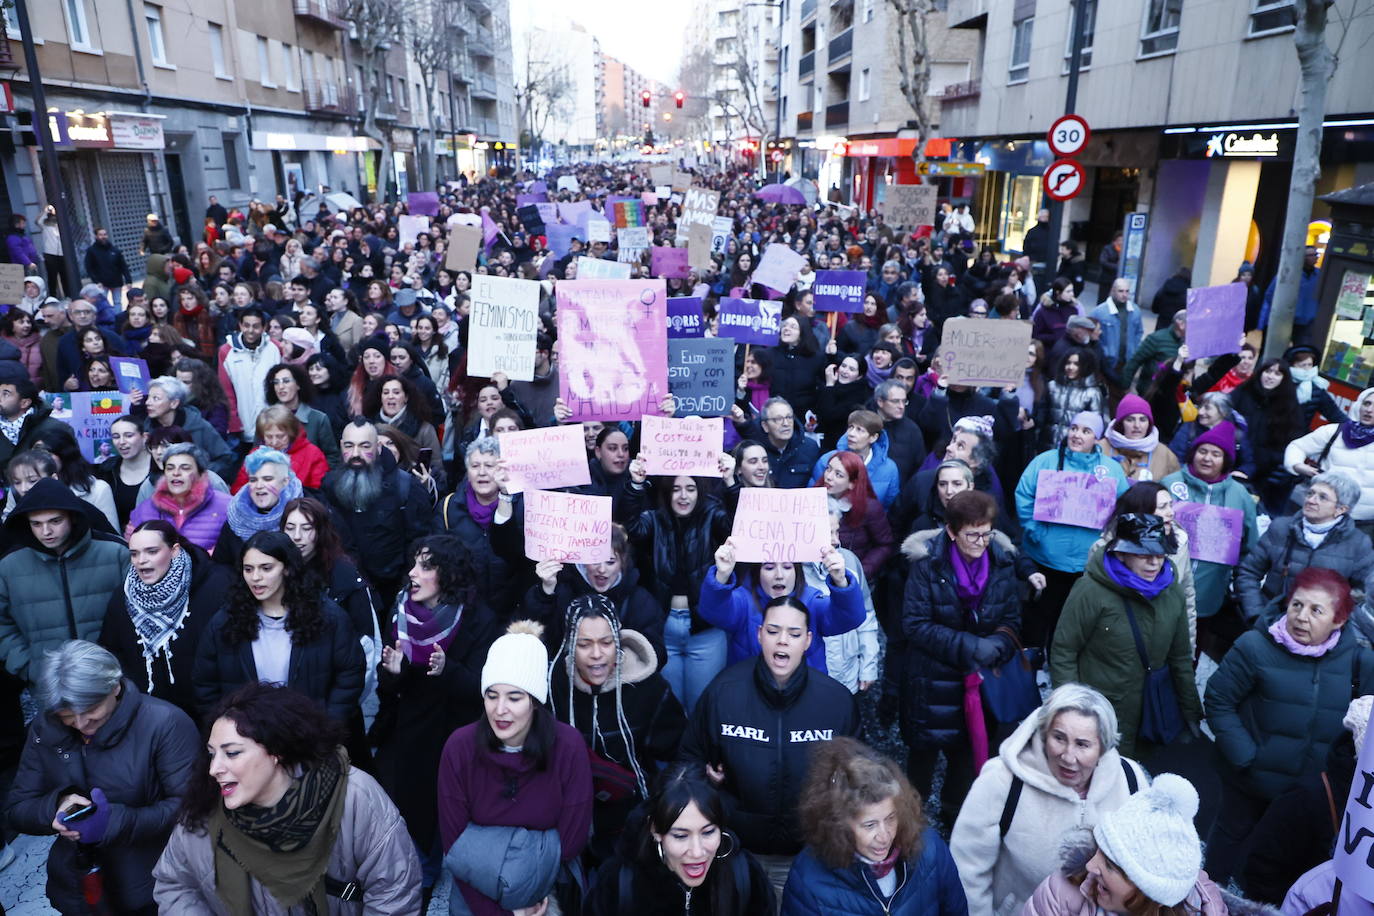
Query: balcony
293 0 346 29
469 25 494 57
373 97 398 121
825 101 848 128
799 50 814 76
827 27 852 65
471 72 497 99
473 117 500 137
941 78 981 101
304 80 356 115
796 111 813 132
946 0 989 29
449 53 472 83
762 40 778 62
467 0 491 11
801 0 817 22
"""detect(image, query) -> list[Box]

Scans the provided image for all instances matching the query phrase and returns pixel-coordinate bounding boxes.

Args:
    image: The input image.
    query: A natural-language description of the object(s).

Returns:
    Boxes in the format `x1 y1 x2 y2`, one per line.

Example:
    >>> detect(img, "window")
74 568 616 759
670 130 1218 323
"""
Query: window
301 49 314 87
208 23 230 77
1063 0 1096 70
1140 0 1181 55
862 0 874 22
1249 0 1295 35
64 0 93 49
858 67 871 100
400 79 409 109
144 5 169 66
1009 17 1033 83
222 132 242 189
385 76 395 102
281 43 299 91
3 4 19 37
257 36 275 87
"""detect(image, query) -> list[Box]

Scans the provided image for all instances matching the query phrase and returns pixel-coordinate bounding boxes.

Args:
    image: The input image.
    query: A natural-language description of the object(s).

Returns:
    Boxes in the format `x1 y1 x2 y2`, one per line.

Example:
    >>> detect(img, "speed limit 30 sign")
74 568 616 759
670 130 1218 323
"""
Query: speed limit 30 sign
1048 114 1091 158
1043 159 1086 201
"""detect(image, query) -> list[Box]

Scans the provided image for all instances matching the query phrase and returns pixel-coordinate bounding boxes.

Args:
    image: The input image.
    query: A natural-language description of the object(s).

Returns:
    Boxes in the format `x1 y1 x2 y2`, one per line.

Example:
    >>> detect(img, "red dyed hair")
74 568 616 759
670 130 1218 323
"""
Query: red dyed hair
1288 565 1355 625
815 450 876 524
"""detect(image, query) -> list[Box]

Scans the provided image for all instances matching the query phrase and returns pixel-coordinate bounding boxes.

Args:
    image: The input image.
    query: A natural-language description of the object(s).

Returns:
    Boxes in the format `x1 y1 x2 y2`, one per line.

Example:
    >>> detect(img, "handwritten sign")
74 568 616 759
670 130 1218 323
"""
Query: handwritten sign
730 487 830 562
524 489 612 563
0 264 25 302
940 317 1033 387
498 425 591 494
586 216 611 243
651 246 690 279
667 298 705 338
467 275 541 381
678 187 722 242
812 270 866 313
618 227 649 263
1185 283 1246 360
671 168 693 192
670 338 734 417
577 256 632 280
66 391 125 462
110 357 150 395
556 279 669 422
1336 270 1372 319
751 243 806 295
1335 708 1374 900
1031 469 1118 529
641 415 722 477
398 214 430 248
883 184 938 229
717 297 782 346
446 223 483 271
688 222 714 271
556 175 580 193
1172 502 1243 565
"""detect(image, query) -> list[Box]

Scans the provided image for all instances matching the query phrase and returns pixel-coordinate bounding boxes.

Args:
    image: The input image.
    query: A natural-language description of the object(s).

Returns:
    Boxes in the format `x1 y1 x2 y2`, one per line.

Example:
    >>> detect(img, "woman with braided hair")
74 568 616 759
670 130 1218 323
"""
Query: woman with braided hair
549 594 686 864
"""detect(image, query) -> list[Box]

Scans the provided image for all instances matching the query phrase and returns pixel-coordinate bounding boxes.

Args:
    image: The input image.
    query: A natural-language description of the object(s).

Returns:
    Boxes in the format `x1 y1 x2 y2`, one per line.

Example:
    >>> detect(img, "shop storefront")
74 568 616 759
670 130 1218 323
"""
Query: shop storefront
1311 184 1374 402
958 138 1055 255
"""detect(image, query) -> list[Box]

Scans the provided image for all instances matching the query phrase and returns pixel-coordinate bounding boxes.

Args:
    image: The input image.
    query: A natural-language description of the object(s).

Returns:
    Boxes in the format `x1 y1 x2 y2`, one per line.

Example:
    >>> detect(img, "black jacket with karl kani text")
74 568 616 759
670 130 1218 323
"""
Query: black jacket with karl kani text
680 656 858 855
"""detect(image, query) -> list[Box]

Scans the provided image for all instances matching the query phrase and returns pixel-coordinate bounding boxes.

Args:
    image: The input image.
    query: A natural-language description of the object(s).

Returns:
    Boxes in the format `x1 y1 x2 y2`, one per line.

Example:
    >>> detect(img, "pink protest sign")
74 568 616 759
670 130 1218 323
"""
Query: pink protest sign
730 487 830 563
641 415 722 477
1172 502 1243 565
651 246 690 279
1032 470 1117 529
556 279 669 422
498 425 592 494
523 490 613 563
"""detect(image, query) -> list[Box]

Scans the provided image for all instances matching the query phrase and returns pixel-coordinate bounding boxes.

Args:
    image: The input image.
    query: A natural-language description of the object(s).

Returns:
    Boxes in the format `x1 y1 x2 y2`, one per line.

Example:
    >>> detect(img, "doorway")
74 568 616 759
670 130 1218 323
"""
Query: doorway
1086 167 1140 277
164 152 194 249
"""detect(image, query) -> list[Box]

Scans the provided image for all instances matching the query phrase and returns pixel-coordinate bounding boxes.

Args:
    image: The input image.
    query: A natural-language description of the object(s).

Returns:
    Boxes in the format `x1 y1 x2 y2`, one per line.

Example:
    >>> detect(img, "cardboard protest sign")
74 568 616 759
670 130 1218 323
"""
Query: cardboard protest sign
1185 283 1246 360
1335 710 1374 899
467 275 541 380
1032 470 1118 529
812 270 866 313
717 297 782 346
398 214 430 248
498 425 591 494
677 187 721 241
688 222 714 271
535 202 560 228
730 487 830 562
711 216 733 253
517 204 545 235
586 216 611 243
577 256 632 280
556 175 581 193
0 264 26 302
751 244 806 295
651 246 690 279
940 318 1033 387
667 298 705 338
523 489 612 563
407 191 440 216
556 279 669 422
650 164 672 187
671 168 693 192
445 223 483 271
110 357 150 395
618 227 649 250
1172 502 1244 565
655 185 672 201
67 392 124 462
883 184 937 229
641 415 722 476
669 337 733 417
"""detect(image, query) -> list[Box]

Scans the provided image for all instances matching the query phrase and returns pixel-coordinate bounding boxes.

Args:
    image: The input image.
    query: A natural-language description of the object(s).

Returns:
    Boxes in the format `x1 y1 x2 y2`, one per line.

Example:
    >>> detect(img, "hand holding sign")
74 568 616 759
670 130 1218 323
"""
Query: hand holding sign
729 487 830 563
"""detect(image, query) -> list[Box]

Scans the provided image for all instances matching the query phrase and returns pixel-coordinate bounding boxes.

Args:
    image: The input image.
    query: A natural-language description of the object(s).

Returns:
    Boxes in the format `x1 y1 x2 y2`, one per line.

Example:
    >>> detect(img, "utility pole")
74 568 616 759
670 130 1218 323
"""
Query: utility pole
14 0 82 299
1044 1 1089 286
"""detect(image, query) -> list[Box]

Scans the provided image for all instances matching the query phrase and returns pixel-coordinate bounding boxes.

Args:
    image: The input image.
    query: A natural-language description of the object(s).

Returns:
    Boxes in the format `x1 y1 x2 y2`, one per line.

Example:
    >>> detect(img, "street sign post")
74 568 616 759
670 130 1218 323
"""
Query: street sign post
1119 212 1149 301
1043 159 1086 201
1048 114 1091 158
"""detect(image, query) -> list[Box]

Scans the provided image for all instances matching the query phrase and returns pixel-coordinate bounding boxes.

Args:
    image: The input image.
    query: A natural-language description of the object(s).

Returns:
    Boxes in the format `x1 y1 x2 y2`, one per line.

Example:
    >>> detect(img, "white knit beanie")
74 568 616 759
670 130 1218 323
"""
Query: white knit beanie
480 621 550 704
1346 695 1374 752
1092 773 1201 906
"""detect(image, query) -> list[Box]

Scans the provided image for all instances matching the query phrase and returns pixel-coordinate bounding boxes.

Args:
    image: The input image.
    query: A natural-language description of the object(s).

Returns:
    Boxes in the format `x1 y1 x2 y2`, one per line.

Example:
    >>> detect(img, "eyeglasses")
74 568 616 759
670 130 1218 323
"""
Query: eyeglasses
1307 489 1338 504
764 414 795 424
959 530 994 543
881 396 908 405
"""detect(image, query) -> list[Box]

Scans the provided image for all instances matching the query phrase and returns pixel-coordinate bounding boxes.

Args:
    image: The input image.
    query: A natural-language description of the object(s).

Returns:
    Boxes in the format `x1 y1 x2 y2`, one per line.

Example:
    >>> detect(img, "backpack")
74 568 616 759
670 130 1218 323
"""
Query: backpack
998 757 1140 838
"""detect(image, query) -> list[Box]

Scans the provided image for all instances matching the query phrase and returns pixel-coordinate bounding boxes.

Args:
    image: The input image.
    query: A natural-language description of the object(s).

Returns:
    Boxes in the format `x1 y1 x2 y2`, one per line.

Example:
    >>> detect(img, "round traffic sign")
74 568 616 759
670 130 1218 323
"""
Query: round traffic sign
1047 114 1091 158
1043 159 1086 201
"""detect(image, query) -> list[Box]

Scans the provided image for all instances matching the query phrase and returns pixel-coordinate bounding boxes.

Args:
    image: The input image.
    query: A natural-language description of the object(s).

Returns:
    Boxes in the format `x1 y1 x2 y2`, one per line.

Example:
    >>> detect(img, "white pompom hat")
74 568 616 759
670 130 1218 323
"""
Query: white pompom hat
480 620 549 704
1092 773 1202 906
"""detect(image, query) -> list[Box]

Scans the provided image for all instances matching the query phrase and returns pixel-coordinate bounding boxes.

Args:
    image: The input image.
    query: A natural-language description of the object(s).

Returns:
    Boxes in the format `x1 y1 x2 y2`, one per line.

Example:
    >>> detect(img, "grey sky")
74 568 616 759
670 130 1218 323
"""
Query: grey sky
508 0 693 86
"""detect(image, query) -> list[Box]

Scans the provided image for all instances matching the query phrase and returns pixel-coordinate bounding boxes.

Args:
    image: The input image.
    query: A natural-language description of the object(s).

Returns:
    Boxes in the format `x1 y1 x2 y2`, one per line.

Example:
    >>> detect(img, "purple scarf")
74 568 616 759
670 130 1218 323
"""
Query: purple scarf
1104 552 1175 599
394 598 463 666
947 538 990 612
1341 419 1374 450
465 484 497 531
865 354 895 388
747 379 770 412
1268 617 1341 657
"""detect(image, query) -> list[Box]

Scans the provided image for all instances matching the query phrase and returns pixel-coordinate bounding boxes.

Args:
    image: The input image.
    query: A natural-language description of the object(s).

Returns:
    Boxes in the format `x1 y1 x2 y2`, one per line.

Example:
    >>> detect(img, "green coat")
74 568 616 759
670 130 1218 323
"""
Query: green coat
1050 551 1202 758
1160 467 1259 618
1121 325 1182 393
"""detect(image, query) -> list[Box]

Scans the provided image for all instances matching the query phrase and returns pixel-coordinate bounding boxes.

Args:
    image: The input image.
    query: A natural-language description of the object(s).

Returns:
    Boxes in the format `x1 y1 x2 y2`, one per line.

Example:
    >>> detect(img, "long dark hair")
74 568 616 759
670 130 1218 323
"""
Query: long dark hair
632 764 748 910
409 535 477 608
1235 357 1303 448
362 373 432 425
280 496 344 572
33 426 97 490
177 683 345 828
221 531 326 646
264 362 318 406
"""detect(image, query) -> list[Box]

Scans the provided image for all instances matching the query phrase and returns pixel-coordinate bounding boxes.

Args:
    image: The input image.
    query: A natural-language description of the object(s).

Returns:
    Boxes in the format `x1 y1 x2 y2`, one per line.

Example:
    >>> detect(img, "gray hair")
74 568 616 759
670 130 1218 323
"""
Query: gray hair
80 283 104 301
1171 309 1188 327
162 442 207 472
148 375 189 405
935 458 975 487
874 379 906 403
1313 470 1361 510
1198 390 1234 421
1036 683 1120 752
761 397 794 420
36 640 123 714
465 435 501 464
881 259 901 274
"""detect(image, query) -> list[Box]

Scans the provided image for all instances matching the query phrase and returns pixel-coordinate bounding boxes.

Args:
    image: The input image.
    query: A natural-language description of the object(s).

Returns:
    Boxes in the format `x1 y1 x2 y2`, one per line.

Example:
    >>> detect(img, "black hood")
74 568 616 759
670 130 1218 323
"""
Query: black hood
6 478 95 553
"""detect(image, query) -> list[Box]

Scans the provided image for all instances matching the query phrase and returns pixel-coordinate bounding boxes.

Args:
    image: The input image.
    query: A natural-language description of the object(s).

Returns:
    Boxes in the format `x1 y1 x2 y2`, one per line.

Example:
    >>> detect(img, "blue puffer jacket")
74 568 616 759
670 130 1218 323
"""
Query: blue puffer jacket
782 829 969 916
1014 445 1129 572
811 430 901 508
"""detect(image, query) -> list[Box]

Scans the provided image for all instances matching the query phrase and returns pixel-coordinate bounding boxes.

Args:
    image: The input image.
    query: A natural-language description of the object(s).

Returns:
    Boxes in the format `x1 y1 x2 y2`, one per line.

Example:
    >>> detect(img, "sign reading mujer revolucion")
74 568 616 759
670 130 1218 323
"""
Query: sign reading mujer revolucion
467 275 542 381
940 317 1032 387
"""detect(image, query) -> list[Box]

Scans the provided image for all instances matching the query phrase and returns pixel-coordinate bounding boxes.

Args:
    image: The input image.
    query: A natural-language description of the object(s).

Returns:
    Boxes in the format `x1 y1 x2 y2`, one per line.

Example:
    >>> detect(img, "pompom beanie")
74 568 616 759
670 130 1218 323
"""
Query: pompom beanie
1093 773 1202 906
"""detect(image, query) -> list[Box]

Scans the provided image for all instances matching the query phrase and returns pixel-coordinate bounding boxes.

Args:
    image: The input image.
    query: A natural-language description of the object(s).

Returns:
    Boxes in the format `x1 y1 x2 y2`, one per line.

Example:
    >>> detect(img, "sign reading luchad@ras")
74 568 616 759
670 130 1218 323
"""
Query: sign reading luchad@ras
716 297 781 346
730 487 830 563
812 270 866 313
523 490 612 563
467 275 541 381
1032 470 1118 529
497 425 592 494
941 318 1032 387
641 415 722 477
667 298 705 338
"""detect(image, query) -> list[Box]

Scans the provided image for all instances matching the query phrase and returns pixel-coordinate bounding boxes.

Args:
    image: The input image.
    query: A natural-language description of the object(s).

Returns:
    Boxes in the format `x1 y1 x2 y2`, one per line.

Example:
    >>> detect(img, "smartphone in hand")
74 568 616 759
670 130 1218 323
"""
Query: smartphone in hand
60 803 95 824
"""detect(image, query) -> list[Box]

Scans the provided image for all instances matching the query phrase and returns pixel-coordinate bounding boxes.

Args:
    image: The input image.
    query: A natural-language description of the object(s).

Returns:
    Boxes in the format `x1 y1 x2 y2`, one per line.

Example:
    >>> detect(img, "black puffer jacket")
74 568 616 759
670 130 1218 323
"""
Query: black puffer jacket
1235 513 1374 623
522 565 667 668
321 449 434 588
768 343 826 417
899 528 1032 748
815 378 873 450
437 482 517 615
679 657 858 855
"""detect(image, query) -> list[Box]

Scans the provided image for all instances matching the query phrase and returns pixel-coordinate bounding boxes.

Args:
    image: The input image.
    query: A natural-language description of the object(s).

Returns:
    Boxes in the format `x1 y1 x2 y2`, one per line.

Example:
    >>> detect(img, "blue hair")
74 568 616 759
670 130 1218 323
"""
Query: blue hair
243 447 292 476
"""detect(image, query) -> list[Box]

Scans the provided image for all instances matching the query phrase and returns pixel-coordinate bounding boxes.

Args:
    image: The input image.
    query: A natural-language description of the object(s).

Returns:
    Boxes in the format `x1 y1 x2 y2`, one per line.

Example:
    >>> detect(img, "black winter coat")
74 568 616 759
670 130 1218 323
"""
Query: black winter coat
322 450 433 588
615 483 731 632
768 343 826 417
1234 513 1374 623
740 422 822 489
437 483 518 615
679 657 858 855
100 546 232 719
1230 381 1304 481
816 379 873 450
587 842 775 916
882 414 927 480
522 565 667 668
192 596 364 723
899 529 1031 748
0 401 70 479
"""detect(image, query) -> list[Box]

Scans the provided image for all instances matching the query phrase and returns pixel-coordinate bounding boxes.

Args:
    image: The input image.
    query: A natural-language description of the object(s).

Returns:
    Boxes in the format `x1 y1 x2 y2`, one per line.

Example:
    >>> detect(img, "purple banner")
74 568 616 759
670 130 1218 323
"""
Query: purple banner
556 280 669 422
812 270 866 313
667 298 705 338
717 297 782 346
651 246 690 279
407 191 440 216
1173 501 1243 565
1031 469 1118 529
516 192 549 207
1184 283 1246 360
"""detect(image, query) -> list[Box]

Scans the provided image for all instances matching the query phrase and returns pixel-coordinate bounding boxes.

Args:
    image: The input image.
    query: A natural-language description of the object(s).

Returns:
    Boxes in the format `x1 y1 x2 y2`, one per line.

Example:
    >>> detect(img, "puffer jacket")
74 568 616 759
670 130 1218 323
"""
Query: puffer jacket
950 714 1148 916
127 475 231 552
522 564 667 673
811 431 902 508
1042 377 1107 451
1284 388 1374 521
1161 466 1259 618
445 825 560 916
218 334 287 435
1049 550 1202 758
153 765 422 914
1205 609 1374 801
1087 527 1197 652
768 342 826 417
8 680 199 915
1235 513 1374 623
899 529 1033 748
782 828 968 916
1 328 42 384
0 399 71 478
0 479 129 683
1015 445 1130 573
587 835 776 916
808 548 882 693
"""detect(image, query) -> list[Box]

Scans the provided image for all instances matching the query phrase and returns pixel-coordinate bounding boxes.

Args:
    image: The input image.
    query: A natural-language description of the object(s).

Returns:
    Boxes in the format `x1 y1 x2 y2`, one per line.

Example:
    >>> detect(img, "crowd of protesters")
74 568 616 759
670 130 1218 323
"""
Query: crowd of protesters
0 159 1358 915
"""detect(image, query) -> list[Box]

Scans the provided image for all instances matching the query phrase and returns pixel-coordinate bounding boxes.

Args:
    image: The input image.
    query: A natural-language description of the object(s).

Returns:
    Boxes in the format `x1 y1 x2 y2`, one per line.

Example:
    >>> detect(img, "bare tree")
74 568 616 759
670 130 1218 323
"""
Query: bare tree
728 44 771 154
400 0 463 190
341 0 403 202
887 0 937 172
676 44 715 147
514 31 572 160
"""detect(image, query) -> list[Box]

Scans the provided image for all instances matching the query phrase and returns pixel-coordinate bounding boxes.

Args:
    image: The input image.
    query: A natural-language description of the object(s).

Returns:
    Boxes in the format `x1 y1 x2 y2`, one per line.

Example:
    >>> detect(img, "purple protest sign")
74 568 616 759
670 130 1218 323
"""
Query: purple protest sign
556 279 669 422
407 191 439 216
1184 283 1246 360
667 298 705 338
535 202 560 227
651 246 690 279
516 192 548 207
546 223 580 259
1031 470 1118 529
812 270 866 313
716 297 782 346
558 200 592 226
1172 502 1243 565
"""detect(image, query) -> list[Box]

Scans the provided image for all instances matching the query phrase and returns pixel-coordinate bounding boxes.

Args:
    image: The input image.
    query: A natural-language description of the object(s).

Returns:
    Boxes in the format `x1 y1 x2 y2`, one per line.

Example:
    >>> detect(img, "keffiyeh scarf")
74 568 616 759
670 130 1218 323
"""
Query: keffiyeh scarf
123 548 193 691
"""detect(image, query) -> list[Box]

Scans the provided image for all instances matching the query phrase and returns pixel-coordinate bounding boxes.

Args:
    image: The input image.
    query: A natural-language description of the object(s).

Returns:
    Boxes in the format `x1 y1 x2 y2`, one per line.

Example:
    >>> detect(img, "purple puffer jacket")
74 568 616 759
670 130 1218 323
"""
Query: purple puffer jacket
127 477 230 552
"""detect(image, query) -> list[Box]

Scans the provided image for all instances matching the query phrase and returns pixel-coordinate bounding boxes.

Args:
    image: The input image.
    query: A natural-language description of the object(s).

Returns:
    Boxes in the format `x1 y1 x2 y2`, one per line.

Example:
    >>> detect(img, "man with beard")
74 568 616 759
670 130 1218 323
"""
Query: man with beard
0 378 71 478
323 419 432 611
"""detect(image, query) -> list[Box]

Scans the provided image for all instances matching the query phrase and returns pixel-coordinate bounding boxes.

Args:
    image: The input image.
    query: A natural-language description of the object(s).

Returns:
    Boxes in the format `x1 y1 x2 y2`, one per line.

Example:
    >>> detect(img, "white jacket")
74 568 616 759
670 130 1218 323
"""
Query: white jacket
806 547 882 692
1284 387 1374 521
949 712 1148 916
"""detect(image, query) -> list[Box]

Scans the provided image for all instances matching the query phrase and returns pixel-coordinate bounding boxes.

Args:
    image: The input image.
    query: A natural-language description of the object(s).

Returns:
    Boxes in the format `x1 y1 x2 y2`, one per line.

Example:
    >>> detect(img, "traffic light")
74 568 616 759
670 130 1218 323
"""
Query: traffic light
674 91 685 109
641 91 651 108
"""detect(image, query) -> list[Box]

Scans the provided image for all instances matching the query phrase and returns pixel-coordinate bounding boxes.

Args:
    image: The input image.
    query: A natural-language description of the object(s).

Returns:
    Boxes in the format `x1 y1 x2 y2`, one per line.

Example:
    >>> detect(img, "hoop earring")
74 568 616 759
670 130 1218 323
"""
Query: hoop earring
656 840 664 863
715 830 737 860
